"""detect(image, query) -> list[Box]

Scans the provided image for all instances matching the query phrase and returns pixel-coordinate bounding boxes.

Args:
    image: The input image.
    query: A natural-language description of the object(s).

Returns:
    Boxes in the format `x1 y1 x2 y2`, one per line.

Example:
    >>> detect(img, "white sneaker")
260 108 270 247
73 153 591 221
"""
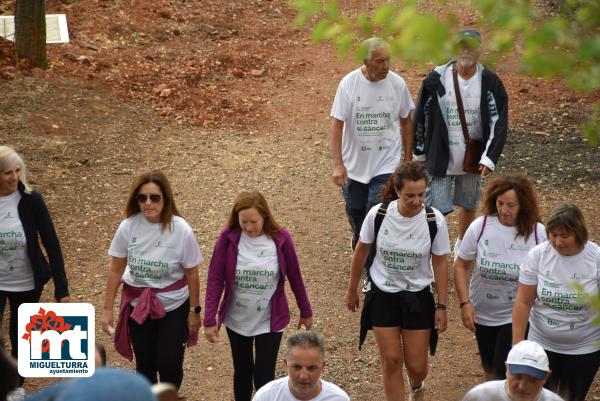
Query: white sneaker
7 387 26 401
408 382 425 401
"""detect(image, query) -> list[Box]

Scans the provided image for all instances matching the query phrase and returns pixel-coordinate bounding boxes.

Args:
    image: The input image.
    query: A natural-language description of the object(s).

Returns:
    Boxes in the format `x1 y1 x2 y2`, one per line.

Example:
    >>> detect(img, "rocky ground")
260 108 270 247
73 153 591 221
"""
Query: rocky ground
1 0 599 400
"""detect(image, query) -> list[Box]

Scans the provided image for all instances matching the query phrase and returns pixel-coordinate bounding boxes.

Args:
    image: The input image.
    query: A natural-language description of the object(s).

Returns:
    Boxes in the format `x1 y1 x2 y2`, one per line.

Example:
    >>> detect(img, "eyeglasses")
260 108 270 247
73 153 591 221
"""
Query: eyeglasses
136 193 162 203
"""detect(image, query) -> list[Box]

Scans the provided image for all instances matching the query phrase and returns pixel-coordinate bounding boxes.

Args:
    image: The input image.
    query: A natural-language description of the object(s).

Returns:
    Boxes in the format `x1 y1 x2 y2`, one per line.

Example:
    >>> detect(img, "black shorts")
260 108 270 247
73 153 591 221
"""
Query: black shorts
369 286 435 330
474 322 513 379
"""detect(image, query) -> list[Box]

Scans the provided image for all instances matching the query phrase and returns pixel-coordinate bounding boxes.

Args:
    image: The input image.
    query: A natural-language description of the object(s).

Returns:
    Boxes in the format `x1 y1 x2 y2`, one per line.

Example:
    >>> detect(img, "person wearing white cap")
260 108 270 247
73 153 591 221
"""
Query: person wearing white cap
462 340 564 401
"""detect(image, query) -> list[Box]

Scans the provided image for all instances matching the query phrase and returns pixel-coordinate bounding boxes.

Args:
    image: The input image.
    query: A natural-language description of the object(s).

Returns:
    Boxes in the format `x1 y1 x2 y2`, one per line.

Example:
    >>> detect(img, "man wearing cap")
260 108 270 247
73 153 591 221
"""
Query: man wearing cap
330 37 415 258
413 28 508 256
462 340 564 401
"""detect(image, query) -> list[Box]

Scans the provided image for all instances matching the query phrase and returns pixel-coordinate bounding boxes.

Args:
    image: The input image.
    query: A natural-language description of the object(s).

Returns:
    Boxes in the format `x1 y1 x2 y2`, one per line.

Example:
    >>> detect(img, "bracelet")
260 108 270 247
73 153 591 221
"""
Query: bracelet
436 303 447 310
459 300 471 309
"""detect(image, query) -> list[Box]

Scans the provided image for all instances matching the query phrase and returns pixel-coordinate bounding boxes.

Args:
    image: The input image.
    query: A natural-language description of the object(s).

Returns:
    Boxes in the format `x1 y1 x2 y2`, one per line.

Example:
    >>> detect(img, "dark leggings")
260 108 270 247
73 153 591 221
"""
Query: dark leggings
544 349 600 401
226 327 283 401
474 322 512 379
0 288 42 386
129 299 189 389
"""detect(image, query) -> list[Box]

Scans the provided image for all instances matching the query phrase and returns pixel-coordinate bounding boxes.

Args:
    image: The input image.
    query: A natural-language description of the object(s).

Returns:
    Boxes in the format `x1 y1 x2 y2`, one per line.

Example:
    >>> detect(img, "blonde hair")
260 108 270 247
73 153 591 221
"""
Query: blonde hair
0 145 31 194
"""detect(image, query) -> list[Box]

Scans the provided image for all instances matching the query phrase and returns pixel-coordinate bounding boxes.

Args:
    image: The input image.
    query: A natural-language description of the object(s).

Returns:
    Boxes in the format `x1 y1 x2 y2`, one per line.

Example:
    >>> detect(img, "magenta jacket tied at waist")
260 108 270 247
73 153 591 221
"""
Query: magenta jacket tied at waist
203 227 312 331
114 278 198 361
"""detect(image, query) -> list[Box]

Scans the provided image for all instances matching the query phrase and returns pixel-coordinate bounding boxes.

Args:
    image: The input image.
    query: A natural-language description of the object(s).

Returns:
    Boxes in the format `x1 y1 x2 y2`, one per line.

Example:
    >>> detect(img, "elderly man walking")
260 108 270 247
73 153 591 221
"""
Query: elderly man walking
330 37 415 256
252 331 349 401
413 29 508 255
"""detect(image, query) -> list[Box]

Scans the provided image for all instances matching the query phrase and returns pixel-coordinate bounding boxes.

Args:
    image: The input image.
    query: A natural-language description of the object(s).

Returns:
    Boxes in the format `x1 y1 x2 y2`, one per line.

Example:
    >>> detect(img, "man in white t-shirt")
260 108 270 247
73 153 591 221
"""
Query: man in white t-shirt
462 340 564 401
413 29 508 258
330 37 415 256
252 331 349 401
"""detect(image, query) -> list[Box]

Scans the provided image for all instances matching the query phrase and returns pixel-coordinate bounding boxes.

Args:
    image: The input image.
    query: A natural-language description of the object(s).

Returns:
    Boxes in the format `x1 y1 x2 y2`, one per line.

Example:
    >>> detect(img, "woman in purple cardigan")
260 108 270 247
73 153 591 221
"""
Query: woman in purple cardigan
204 190 313 401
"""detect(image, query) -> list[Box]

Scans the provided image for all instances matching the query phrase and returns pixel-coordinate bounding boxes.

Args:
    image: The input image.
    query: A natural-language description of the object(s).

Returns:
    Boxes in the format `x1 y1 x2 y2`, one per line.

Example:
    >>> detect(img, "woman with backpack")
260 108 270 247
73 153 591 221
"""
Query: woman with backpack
345 161 451 401
454 173 545 380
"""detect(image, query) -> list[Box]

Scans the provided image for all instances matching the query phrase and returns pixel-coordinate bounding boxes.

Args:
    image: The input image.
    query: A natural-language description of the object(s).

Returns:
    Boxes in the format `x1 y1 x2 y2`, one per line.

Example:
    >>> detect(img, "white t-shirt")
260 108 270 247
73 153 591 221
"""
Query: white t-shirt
224 232 280 336
443 67 482 175
360 201 450 292
330 68 415 184
253 376 350 401
0 191 35 291
109 213 203 312
457 216 547 326
519 241 600 354
462 379 564 401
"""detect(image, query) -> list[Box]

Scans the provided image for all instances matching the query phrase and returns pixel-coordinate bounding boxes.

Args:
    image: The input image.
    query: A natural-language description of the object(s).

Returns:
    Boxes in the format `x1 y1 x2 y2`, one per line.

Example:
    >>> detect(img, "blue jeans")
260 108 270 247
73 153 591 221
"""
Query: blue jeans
342 173 391 266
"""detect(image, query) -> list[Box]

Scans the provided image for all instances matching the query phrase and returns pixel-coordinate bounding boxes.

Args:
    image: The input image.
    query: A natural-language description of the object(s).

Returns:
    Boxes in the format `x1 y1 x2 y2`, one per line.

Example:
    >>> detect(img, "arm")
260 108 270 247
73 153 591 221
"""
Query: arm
35 194 69 301
184 266 202 336
203 231 229 342
101 257 127 335
454 256 476 332
281 232 313 329
400 114 414 162
431 253 448 333
345 240 371 312
330 118 347 187
512 283 536 344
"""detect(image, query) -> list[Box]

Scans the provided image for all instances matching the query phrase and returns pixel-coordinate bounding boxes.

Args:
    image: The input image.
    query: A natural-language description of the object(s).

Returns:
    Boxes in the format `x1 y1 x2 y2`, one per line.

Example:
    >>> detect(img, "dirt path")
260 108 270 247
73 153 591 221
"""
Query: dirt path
1 0 599 400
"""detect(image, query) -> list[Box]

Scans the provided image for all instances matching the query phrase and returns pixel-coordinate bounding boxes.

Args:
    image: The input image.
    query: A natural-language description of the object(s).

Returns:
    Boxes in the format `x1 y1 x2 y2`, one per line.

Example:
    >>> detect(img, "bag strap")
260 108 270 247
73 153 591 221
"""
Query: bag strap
452 64 470 143
534 223 539 245
477 215 488 244
366 203 390 282
425 206 438 245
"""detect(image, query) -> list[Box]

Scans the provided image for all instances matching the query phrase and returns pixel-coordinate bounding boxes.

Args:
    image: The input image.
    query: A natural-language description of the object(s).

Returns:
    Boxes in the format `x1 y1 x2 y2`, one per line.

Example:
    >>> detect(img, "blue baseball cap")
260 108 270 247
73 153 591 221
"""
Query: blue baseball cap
457 28 482 47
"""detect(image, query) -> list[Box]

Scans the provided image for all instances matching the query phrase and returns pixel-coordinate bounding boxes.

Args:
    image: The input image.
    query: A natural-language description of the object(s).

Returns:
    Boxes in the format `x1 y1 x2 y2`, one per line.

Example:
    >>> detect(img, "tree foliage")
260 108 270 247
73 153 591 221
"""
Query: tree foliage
290 0 600 145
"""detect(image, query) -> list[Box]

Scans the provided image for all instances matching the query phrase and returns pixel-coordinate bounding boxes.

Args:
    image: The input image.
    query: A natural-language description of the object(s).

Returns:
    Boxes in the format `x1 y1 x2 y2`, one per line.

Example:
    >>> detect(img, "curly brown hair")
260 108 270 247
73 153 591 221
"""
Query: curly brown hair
480 173 540 241
379 161 428 203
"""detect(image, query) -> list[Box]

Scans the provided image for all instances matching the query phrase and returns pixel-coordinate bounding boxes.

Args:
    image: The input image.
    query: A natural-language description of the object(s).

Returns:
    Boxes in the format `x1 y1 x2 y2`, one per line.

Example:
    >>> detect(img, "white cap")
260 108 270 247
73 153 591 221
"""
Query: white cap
506 340 550 380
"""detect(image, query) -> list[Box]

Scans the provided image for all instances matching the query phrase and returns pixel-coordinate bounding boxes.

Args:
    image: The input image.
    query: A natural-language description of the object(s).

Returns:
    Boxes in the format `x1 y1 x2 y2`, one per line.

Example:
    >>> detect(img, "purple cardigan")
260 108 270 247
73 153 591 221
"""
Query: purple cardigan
203 227 312 331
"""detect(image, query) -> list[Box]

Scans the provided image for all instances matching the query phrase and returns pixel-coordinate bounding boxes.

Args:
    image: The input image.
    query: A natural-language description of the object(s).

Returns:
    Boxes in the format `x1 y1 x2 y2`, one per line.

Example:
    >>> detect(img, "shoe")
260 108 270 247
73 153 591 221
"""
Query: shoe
7 387 26 401
408 382 425 401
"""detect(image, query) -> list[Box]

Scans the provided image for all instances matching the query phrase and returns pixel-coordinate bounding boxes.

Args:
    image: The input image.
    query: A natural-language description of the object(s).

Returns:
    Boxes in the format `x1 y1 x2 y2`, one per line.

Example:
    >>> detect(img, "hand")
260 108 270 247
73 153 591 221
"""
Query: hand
297 316 313 330
434 309 447 333
204 325 219 343
461 303 476 333
58 296 70 303
187 312 201 338
101 308 115 336
332 164 348 187
345 289 359 312
479 164 492 177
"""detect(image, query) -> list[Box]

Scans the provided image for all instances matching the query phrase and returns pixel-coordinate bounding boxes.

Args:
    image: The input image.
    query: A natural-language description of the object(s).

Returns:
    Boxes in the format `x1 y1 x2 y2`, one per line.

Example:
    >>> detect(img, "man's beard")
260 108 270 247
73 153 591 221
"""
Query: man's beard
458 54 476 69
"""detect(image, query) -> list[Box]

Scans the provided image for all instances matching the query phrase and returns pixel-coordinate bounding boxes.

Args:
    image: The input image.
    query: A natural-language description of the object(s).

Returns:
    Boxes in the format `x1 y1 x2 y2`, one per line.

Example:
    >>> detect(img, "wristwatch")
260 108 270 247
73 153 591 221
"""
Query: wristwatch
189 305 202 314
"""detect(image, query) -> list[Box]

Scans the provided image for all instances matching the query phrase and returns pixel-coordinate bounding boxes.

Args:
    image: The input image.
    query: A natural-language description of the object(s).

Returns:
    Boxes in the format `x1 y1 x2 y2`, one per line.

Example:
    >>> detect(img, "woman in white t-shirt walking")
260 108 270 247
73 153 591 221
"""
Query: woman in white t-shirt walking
204 190 313 401
345 161 450 401
454 174 545 380
101 170 203 392
513 203 600 401
0 146 70 401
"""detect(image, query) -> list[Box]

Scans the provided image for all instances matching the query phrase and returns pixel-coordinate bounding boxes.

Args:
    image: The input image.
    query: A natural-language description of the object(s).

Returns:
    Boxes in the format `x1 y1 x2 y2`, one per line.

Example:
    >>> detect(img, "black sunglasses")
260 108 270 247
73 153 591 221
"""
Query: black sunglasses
136 193 162 203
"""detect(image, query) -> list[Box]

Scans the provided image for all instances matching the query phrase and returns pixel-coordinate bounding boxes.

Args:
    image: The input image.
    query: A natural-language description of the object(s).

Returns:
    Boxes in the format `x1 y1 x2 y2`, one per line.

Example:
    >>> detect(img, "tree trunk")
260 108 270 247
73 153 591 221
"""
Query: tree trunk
14 0 47 68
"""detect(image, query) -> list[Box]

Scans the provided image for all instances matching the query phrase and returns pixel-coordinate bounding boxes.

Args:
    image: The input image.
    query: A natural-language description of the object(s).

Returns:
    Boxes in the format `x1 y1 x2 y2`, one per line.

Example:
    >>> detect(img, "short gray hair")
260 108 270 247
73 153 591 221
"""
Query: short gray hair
0 145 31 194
285 330 325 360
361 37 389 61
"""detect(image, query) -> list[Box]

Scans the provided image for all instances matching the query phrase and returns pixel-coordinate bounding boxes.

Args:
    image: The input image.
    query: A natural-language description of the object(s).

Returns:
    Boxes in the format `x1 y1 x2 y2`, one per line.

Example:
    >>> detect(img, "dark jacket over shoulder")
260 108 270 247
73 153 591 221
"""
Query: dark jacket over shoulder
413 61 508 177
16 182 69 299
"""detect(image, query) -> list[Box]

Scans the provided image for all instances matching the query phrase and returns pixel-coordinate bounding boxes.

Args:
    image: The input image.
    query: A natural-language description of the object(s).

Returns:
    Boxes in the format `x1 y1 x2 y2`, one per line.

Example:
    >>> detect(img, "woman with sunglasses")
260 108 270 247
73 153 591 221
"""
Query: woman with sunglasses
101 170 203 392
0 146 70 401
204 190 313 401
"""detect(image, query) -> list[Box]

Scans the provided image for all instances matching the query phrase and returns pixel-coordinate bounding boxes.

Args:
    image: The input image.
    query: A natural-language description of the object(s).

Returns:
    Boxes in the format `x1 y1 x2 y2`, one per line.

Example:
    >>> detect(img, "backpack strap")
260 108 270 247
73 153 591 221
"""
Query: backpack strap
425 206 437 246
477 215 488 244
374 203 390 249
534 222 539 245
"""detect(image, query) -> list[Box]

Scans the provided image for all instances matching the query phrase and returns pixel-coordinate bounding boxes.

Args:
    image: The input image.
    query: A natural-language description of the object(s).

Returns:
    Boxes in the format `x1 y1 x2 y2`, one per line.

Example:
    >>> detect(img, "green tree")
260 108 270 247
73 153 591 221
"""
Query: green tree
291 0 600 145
15 0 47 68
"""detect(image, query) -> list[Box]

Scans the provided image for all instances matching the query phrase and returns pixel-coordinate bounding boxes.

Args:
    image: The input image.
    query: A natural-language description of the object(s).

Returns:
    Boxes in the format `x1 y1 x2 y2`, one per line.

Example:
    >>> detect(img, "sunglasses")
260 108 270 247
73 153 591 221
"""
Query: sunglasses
136 193 162 203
